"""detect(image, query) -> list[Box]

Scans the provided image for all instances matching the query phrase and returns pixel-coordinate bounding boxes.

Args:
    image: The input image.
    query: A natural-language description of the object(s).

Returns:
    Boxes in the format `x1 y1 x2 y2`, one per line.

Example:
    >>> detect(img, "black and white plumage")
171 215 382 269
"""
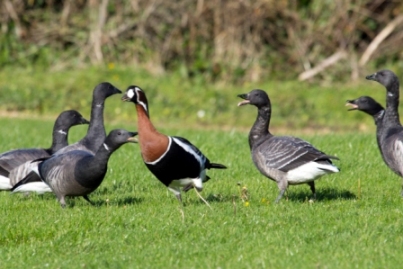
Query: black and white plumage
0 110 89 191
121 86 227 204
366 70 403 195
12 129 138 207
11 82 122 193
237 89 340 203
144 136 223 196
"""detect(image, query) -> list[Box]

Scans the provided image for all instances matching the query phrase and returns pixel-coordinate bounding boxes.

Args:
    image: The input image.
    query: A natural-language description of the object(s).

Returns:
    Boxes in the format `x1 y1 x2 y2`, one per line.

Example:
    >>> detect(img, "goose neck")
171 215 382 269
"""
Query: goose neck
249 106 271 149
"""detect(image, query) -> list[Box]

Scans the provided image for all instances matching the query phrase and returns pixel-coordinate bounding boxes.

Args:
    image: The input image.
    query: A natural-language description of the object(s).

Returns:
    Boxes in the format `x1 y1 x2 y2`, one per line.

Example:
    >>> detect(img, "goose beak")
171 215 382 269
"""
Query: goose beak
237 93 250 106
127 132 138 143
366 73 376 81
111 85 122 94
121 93 130 102
81 118 90 124
345 100 358 111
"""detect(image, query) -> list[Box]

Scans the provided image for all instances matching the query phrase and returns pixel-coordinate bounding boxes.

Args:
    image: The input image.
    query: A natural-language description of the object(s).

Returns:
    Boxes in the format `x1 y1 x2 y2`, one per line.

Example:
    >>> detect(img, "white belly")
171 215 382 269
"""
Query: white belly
287 161 339 185
0 175 11 190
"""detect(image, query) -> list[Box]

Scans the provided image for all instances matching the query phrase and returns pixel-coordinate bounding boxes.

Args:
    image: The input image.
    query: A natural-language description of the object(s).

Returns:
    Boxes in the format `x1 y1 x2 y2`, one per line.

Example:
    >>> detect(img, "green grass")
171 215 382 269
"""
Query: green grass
0 66 395 132
1 117 403 268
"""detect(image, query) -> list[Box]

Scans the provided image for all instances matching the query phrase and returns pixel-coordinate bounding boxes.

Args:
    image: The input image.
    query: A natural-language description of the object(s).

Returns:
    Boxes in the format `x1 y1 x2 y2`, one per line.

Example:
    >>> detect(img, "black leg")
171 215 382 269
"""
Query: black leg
308 181 316 200
83 195 95 206
275 189 286 203
276 180 288 203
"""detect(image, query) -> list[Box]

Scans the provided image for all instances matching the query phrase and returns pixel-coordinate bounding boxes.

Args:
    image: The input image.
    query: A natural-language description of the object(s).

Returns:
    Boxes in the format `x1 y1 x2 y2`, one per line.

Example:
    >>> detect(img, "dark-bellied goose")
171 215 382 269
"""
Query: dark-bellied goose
11 82 122 193
56 82 122 154
121 86 226 206
366 70 403 195
12 129 137 207
0 110 89 191
346 96 385 149
237 89 340 203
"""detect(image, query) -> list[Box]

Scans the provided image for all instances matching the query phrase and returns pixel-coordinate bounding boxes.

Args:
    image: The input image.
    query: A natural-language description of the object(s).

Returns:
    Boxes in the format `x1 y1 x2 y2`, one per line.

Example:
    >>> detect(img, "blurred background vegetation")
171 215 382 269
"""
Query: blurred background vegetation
0 0 402 131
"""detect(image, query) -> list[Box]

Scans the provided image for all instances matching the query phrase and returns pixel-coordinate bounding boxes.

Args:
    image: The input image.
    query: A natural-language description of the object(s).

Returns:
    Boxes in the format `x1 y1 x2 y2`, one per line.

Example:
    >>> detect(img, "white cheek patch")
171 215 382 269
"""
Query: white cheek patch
388 92 394 97
127 89 135 99
103 143 110 151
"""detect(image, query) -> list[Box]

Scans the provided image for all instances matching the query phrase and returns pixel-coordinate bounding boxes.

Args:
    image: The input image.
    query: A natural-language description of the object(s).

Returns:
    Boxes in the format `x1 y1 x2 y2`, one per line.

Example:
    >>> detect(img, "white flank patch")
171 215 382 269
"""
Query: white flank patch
145 137 172 165
31 163 40 176
287 161 339 185
169 177 203 190
12 182 52 194
392 140 403 170
0 175 12 190
58 130 67 135
172 137 203 168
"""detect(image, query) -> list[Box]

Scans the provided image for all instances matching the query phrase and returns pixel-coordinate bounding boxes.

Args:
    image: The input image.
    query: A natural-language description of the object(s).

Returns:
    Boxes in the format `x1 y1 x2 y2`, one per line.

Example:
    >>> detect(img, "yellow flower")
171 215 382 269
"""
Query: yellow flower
244 201 250 207
108 62 115 70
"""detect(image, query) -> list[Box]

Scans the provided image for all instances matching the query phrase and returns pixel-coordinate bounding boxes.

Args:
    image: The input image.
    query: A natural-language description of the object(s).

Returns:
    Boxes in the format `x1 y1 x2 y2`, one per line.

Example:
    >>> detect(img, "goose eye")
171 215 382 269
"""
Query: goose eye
118 131 122 135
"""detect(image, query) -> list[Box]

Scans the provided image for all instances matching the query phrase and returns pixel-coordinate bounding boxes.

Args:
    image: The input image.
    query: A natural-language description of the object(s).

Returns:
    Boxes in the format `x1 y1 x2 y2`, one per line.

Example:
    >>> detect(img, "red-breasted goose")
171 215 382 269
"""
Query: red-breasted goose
0 110 89 191
121 86 227 205
11 82 122 193
366 70 403 196
12 129 138 207
237 89 340 203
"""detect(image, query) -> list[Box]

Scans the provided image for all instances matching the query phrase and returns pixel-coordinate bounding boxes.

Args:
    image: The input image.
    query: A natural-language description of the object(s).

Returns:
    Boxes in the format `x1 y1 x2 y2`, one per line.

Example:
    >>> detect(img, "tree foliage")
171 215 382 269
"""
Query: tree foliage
1 0 403 81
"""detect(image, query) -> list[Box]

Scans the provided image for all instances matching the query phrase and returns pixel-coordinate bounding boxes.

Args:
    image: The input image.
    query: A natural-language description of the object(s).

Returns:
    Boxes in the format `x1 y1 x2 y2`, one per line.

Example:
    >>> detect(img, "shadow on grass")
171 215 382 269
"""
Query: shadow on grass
63 195 144 208
288 187 356 202
93 196 144 207
185 187 356 206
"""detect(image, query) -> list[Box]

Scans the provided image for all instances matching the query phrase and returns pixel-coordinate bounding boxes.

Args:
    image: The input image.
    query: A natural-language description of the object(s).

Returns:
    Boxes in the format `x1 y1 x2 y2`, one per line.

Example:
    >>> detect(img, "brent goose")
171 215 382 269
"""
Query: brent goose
11 82 122 193
56 82 122 154
366 70 403 195
12 129 138 207
237 89 339 203
121 86 226 206
0 110 89 191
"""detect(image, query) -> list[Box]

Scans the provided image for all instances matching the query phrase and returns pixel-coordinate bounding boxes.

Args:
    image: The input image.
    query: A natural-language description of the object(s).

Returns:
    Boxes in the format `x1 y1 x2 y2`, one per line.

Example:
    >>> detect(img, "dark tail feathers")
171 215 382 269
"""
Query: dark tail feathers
10 171 42 192
208 163 227 169
31 157 50 163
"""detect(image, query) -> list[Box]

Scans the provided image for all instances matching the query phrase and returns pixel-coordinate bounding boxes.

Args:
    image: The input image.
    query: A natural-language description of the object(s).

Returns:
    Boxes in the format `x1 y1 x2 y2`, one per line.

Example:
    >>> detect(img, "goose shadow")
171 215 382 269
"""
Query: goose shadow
64 196 143 208
287 187 356 202
184 193 247 206
92 196 144 207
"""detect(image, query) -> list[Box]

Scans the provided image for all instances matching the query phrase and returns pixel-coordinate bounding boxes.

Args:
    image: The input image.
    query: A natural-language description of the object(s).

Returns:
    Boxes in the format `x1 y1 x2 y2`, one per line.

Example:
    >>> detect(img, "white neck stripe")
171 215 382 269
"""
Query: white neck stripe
145 137 172 165
58 130 67 135
139 101 148 113
172 137 204 167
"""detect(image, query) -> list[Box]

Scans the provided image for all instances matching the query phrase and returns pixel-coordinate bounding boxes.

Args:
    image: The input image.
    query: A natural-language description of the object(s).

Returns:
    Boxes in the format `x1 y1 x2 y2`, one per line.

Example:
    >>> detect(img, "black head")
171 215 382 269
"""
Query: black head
93 82 122 100
365 70 399 89
104 129 138 151
56 110 90 129
345 96 384 116
121 85 149 115
237 89 271 108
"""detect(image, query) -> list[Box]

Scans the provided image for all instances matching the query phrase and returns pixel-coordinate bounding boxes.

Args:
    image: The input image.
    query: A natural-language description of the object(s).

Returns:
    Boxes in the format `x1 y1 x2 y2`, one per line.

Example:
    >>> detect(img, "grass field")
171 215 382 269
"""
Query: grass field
1 116 403 269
